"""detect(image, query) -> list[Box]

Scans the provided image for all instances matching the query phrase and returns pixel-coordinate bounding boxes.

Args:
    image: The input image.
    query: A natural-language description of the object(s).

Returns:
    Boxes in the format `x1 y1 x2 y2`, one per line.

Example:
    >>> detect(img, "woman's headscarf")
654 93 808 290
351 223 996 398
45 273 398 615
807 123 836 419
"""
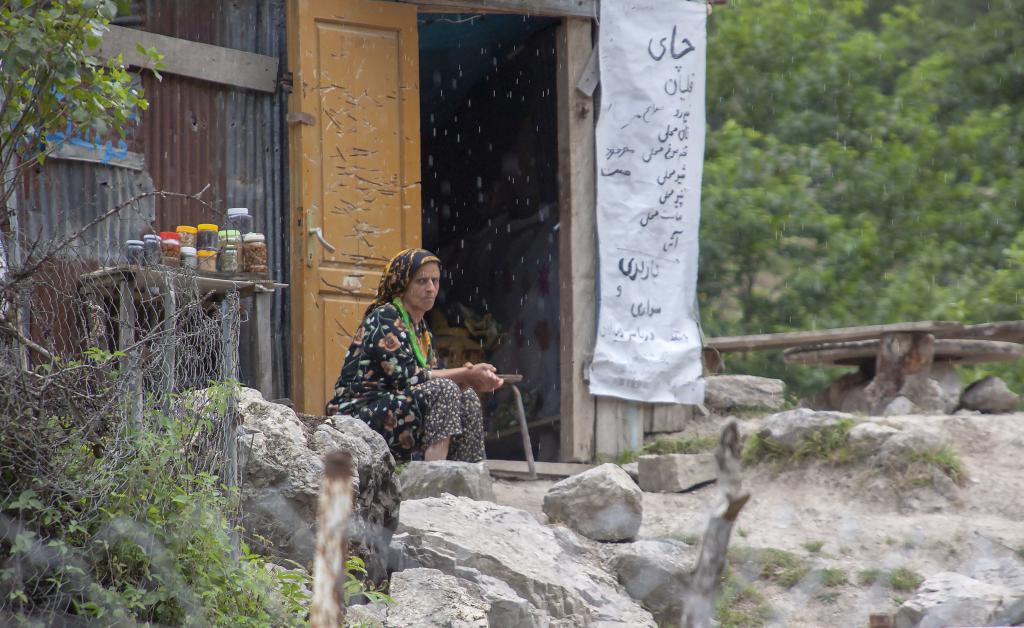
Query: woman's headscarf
366 248 442 317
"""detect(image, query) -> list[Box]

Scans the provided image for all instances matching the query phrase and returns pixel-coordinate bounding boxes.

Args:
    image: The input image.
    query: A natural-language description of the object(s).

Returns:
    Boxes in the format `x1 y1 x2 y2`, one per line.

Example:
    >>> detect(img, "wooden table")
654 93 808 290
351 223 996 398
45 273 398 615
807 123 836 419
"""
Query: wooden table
79 266 286 399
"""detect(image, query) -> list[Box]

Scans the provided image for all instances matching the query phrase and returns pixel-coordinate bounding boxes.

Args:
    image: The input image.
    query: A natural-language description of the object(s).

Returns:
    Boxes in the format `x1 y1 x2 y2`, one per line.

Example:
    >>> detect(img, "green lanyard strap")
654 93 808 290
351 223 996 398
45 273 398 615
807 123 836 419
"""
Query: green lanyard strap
392 297 427 368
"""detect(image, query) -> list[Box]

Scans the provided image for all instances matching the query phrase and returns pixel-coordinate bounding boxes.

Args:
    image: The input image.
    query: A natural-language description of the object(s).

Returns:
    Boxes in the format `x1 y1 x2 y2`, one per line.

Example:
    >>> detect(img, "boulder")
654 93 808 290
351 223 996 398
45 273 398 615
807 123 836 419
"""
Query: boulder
637 454 717 493
881 396 921 416
621 461 640 483
847 422 899 452
875 429 948 471
895 572 1015 628
931 362 963 412
961 376 1020 413
392 495 656 626
397 461 495 502
756 408 853 452
704 375 786 411
543 463 643 541
610 539 697 626
236 388 399 583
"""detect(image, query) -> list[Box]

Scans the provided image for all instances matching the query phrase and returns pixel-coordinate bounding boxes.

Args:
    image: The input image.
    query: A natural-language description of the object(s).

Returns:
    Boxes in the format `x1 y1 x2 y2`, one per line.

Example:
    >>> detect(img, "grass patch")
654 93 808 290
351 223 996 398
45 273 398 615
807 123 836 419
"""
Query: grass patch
715 568 772 628
616 435 718 464
730 547 810 589
858 568 882 586
910 446 966 485
890 567 924 592
820 567 848 587
803 540 824 554
742 419 857 467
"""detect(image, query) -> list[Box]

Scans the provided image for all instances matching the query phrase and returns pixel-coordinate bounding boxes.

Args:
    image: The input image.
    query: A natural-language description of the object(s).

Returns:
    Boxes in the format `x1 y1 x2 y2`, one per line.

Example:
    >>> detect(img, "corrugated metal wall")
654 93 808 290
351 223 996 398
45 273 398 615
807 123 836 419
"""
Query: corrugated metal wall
18 0 291 398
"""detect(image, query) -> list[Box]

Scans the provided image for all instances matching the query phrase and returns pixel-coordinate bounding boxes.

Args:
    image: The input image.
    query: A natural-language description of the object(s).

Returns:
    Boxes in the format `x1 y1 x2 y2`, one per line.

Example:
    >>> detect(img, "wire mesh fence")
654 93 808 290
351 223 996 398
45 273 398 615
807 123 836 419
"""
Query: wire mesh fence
0 212 252 621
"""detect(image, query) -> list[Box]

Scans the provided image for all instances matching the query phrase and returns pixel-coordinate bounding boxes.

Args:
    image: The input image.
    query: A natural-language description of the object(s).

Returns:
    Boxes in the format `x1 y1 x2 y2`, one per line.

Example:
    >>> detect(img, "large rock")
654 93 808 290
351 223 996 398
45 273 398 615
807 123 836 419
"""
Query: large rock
756 408 853 452
543 463 643 541
704 375 786 411
875 428 949 471
961 376 1020 413
610 539 697 627
895 572 1016 628
637 454 717 493
398 461 495 502
847 421 899 452
392 495 656 626
236 388 399 583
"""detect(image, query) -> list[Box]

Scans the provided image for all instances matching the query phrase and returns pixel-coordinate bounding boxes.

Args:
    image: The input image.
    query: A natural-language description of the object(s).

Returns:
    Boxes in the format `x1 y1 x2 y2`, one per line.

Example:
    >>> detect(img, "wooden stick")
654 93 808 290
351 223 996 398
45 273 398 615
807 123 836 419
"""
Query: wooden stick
311 451 355 628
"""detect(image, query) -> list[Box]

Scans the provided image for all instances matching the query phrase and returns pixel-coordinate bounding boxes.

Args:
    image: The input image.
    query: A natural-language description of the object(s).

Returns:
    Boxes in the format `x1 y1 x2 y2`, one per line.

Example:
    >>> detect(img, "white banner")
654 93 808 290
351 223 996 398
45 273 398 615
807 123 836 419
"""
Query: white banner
589 0 706 404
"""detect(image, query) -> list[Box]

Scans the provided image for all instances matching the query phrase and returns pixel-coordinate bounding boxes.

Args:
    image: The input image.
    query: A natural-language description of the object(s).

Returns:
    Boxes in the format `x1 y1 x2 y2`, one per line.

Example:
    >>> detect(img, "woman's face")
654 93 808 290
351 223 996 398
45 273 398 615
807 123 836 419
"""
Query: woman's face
401 261 440 317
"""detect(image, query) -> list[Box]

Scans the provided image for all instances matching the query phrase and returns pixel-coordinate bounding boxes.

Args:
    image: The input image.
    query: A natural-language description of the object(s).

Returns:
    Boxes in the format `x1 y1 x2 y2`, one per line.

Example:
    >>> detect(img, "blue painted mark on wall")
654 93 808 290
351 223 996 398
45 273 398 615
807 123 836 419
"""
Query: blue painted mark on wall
45 117 135 164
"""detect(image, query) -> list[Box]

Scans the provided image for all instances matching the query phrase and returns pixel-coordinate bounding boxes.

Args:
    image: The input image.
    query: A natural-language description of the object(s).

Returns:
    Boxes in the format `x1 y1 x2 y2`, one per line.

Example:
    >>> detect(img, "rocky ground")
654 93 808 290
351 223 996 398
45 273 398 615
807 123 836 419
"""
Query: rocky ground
492 410 1024 627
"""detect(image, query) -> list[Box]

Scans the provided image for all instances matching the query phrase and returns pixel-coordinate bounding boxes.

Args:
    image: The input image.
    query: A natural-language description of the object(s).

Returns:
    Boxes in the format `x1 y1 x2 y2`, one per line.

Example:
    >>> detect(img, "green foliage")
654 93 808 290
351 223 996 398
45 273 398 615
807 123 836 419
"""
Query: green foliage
820 567 848 587
889 567 925 592
344 556 394 606
742 419 856 466
910 445 966 485
1 385 309 625
858 568 882 586
730 547 810 589
715 568 772 628
701 0 1024 396
803 540 824 554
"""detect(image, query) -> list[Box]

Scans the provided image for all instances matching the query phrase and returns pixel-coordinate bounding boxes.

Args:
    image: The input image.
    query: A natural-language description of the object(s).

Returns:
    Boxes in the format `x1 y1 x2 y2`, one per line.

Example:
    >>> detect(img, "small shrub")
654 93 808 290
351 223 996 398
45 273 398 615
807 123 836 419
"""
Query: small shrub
803 540 824 554
911 446 966 485
730 547 809 589
715 568 772 628
858 568 882 586
890 567 924 592
742 419 856 466
821 567 848 587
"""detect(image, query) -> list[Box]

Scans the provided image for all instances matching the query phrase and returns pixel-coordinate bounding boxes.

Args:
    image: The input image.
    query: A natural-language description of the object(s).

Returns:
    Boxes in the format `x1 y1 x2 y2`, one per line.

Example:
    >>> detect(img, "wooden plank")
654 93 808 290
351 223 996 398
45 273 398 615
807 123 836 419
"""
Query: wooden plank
946 321 1024 343
485 459 593 479
785 338 1024 367
252 292 274 399
94 25 279 93
398 0 595 18
649 403 693 433
595 398 645 460
557 17 597 462
52 142 145 171
705 321 964 353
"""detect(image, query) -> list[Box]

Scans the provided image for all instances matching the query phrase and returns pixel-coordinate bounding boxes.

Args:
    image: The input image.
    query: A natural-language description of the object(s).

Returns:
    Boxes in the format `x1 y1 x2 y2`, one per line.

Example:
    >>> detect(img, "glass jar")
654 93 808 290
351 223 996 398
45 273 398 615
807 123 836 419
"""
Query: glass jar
197 249 217 273
142 234 162 266
218 246 240 273
225 207 253 236
176 225 197 248
243 232 268 273
160 232 181 267
180 246 197 270
197 223 219 251
125 239 145 266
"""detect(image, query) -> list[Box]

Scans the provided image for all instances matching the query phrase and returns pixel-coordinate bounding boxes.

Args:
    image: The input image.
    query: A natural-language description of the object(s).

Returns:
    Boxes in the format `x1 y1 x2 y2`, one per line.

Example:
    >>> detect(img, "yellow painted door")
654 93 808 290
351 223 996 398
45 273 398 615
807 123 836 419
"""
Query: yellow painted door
287 0 422 414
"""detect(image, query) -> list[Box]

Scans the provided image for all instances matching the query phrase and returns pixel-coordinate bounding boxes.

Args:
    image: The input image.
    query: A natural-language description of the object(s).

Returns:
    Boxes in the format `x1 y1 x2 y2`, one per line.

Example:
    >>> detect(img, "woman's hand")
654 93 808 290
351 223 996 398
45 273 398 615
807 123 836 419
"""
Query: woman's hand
464 362 503 393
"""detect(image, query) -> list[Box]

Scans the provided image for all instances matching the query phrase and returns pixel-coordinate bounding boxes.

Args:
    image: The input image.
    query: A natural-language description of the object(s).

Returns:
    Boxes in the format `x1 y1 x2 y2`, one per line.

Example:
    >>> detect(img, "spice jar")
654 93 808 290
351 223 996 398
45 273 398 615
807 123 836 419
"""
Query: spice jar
180 246 197 270
225 207 253 236
197 249 217 273
176 225 197 248
218 230 241 273
142 234 162 266
160 232 181 267
243 232 268 274
125 239 145 266
197 223 219 251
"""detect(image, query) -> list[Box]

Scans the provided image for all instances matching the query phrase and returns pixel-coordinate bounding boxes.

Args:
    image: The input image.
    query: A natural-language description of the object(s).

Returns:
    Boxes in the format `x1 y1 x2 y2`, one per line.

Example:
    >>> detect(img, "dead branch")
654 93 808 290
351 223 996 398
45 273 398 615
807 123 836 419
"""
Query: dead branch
311 450 355 628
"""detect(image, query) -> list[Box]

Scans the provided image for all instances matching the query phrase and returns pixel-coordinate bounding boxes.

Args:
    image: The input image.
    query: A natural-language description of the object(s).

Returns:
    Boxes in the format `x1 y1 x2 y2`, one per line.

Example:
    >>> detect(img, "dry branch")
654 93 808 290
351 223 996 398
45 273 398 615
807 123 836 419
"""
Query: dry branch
311 450 355 628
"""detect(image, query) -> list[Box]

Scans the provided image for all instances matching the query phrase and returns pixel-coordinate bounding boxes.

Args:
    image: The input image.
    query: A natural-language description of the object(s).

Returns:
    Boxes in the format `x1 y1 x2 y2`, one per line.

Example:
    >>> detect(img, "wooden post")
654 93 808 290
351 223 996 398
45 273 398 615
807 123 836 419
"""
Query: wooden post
556 16 597 462
251 289 274 399
863 332 935 414
118 279 143 428
220 294 240 558
311 450 355 628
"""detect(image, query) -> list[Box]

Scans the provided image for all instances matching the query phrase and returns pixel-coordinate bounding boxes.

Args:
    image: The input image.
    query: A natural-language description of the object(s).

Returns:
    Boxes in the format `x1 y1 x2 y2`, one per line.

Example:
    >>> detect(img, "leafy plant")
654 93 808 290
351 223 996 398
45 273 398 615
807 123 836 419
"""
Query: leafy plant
858 568 882 586
890 567 924 592
820 567 848 587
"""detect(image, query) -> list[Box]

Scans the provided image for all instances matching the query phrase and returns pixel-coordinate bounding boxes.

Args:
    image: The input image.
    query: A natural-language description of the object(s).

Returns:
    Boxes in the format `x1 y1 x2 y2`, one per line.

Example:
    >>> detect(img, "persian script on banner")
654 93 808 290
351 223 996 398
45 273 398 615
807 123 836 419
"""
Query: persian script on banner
589 0 706 404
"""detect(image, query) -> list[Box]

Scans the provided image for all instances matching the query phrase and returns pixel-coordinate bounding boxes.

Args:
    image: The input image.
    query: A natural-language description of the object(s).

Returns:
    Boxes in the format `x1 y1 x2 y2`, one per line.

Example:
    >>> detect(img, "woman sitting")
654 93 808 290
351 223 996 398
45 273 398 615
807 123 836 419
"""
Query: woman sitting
326 248 503 462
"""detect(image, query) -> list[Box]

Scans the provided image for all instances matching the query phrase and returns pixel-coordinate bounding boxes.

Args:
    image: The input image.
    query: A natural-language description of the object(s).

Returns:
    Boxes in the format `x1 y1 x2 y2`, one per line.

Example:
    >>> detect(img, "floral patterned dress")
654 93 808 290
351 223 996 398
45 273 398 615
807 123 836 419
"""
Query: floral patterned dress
326 303 485 463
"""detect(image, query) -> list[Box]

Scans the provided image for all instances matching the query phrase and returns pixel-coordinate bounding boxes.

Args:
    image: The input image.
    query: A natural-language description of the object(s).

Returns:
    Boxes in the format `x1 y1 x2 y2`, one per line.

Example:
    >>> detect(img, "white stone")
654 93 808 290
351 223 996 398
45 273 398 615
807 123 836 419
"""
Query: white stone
543 463 643 541
895 571 1015 628
848 422 900 452
756 408 854 452
961 376 1021 414
398 461 496 502
393 495 656 626
610 539 697 626
637 453 717 493
704 374 787 411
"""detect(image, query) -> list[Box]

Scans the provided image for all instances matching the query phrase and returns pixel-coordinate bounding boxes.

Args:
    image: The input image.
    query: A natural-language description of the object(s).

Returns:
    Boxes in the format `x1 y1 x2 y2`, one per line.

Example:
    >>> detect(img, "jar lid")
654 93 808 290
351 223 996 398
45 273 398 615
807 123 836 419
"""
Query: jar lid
243 232 265 242
126 239 144 246
197 223 219 231
160 231 180 240
176 225 198 233
143 234 161 241
197 250 217 257
180 246 197 255
220 229 241 237
227 207 249 216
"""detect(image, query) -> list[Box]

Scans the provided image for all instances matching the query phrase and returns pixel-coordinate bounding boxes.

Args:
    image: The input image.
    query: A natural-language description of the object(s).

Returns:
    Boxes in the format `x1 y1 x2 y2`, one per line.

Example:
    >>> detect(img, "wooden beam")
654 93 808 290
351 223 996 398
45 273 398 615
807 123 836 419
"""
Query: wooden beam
557 17 597 463
398 0 595 17
94 25 279 93
705 321 964 353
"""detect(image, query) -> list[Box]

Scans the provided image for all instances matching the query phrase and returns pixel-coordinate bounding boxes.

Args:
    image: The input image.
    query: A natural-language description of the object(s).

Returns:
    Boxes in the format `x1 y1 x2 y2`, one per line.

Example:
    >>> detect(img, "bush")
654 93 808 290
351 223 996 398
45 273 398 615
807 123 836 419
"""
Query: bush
890 567 924 592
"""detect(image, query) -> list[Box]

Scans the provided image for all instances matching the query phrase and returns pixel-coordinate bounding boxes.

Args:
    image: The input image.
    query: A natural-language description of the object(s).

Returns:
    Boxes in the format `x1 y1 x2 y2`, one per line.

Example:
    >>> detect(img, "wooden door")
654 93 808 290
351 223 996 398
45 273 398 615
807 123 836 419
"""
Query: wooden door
287 0 422 414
